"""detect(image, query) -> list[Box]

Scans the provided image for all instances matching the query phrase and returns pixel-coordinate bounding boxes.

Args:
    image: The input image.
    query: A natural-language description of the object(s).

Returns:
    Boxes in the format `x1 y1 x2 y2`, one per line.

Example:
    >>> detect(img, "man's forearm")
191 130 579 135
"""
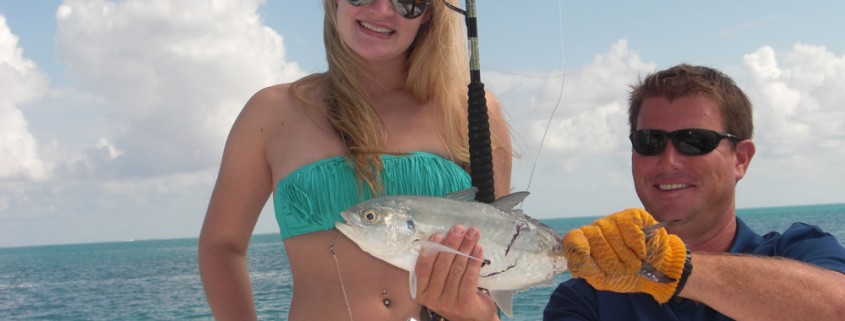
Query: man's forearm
678 253 845 321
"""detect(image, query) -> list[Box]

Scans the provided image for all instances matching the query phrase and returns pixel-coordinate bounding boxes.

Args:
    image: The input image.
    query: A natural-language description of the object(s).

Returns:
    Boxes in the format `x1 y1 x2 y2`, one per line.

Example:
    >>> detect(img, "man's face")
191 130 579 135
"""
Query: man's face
631 95 751 241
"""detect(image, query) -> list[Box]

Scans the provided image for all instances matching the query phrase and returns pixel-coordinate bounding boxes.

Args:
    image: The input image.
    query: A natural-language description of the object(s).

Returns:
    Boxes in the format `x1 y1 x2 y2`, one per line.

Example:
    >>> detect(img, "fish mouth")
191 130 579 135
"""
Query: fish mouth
335 220 360 241
335 221 352 236
335 211 358 236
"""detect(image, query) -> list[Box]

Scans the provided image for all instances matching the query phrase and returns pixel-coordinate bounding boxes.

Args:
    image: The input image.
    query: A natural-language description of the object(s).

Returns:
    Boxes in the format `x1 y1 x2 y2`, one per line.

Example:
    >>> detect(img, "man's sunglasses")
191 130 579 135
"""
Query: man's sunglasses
347 0 431 19
629 128 740 156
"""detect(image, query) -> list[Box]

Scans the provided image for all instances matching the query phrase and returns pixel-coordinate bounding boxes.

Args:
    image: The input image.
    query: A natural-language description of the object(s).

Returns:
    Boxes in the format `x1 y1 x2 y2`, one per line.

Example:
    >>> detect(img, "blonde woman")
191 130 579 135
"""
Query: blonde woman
199 0 511 320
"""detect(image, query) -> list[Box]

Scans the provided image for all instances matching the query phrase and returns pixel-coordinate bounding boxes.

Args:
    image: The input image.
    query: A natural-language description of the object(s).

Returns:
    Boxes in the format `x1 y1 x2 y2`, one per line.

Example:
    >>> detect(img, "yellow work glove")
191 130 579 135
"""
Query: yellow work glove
563 208 689 303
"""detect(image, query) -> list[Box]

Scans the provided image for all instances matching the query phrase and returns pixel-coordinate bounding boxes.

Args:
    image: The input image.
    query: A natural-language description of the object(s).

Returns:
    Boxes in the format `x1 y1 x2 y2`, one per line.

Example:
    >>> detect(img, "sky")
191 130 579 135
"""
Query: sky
1 0 843 248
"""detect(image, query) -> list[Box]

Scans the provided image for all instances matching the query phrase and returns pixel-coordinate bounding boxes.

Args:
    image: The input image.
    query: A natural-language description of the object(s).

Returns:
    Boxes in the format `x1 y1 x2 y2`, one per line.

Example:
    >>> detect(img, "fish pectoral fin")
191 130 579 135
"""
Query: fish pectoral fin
488 289 516 317
409 267 418 299
417 240 485 263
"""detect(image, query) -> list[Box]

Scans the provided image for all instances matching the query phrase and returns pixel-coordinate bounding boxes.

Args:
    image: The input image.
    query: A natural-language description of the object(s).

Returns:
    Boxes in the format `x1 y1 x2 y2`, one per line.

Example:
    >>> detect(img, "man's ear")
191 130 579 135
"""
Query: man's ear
734 139 756 181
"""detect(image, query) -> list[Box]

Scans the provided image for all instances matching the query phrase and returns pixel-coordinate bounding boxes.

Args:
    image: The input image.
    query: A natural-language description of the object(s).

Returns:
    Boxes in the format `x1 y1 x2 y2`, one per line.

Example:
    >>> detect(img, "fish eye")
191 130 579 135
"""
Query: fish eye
362 209 378 223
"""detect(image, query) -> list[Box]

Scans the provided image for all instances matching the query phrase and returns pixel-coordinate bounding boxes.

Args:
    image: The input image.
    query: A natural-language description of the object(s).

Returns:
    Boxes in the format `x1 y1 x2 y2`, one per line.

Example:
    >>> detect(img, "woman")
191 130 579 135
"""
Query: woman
198 0 511 320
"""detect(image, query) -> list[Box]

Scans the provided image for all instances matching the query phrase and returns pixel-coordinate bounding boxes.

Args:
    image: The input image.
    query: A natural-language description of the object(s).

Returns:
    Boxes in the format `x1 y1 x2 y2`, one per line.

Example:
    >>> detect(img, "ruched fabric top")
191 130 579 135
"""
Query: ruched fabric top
274 152 472 240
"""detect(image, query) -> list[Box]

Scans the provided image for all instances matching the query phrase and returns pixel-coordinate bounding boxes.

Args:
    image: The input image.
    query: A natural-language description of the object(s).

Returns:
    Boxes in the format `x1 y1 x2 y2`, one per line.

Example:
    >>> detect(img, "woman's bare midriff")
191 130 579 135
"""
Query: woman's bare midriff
284 230 422 321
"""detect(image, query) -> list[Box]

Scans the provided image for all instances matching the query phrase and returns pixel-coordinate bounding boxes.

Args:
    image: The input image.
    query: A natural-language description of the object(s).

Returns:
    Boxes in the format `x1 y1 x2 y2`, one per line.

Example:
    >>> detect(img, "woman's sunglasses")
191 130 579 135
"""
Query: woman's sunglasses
630 128 740 156
347 0 430 19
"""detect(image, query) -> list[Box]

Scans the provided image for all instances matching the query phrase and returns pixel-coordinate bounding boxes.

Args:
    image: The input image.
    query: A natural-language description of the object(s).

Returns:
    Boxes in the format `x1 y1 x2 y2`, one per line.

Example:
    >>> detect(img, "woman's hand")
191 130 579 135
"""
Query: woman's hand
414 225 499 321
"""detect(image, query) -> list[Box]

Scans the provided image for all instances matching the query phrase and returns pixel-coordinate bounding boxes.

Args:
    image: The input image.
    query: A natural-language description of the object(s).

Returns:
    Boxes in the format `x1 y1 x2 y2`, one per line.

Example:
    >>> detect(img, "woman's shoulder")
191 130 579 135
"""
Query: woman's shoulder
245 83 298 112
239 80 324 122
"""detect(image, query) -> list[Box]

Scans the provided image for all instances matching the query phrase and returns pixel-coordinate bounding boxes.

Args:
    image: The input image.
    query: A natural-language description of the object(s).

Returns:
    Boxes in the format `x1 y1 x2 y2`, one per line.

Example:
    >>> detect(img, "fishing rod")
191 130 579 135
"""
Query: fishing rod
446 0 568 203
443 0 495 204
463 0 497 204
419 2 495 321
424 1 568 319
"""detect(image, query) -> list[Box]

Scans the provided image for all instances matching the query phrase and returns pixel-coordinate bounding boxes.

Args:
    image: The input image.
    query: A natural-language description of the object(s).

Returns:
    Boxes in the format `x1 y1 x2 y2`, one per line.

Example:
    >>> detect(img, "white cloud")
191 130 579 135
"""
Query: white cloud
742 44 845 168
738 44 845 208
485 40 656 217
1 0 305 247
491 39 656 165
95 137 123 159
0 15 49 182
54 0 306 177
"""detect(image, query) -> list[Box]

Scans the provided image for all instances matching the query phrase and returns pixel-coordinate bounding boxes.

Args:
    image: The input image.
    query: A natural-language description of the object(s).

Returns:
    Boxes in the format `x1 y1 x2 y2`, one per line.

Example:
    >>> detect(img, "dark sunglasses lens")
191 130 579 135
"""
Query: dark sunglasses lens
631 130 668 156
674 129 720 155
346 0 427 19
394 0 427 18
347 0 371 6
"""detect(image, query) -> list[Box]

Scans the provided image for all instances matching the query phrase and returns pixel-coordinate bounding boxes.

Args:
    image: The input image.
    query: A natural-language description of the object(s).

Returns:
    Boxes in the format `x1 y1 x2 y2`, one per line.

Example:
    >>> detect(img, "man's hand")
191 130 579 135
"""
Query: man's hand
563 208 689 303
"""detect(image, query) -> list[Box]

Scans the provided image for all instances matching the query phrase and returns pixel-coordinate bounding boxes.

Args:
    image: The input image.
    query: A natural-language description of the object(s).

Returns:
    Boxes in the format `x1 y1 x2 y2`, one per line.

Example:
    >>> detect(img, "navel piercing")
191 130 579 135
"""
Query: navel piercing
381 289 391 307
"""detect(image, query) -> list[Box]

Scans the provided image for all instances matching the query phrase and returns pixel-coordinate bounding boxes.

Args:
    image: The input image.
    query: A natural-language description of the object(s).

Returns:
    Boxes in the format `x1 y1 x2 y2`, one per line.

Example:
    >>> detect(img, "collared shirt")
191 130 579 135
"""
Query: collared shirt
543 217 845 321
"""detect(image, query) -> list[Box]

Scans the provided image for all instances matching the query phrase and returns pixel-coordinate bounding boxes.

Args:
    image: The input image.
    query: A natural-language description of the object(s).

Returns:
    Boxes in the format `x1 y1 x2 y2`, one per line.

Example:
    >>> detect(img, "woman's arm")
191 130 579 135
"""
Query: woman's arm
198 89 276 321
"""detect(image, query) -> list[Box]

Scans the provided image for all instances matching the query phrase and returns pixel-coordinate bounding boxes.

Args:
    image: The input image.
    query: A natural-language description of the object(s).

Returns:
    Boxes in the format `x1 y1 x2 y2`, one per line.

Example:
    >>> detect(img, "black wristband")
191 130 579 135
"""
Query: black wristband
672 248 693 298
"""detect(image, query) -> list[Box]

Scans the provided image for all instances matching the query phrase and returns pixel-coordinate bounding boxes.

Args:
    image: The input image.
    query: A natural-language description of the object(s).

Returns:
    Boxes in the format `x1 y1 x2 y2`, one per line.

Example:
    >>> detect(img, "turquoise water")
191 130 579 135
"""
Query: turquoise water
2 204 843 320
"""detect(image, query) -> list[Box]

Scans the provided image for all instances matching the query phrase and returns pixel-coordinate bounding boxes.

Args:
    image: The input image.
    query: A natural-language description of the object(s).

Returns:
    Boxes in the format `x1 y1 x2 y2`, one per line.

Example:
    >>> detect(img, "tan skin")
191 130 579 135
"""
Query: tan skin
632 95 747 253
633 95 845 321
199 85 510 321
198 1 511 320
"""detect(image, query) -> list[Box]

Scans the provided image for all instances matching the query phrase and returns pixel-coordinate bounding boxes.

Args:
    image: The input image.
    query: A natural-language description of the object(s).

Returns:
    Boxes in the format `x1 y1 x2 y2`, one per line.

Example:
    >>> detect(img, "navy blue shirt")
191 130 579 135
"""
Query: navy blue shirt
543 218 845 321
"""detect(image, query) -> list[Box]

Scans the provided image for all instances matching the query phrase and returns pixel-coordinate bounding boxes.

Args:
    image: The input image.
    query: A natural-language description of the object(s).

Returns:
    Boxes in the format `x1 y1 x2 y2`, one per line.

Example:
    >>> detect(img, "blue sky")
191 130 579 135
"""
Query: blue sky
1 0 844 248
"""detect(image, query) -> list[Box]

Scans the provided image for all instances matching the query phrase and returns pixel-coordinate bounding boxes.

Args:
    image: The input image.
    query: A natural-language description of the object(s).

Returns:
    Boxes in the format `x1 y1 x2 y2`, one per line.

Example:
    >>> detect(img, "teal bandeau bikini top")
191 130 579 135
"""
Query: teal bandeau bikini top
274 152 472 240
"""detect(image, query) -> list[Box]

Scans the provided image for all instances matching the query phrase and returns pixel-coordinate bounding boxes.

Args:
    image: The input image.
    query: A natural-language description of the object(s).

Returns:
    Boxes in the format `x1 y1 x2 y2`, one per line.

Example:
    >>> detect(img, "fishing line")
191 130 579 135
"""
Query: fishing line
524 0 567 194
329 232 355 321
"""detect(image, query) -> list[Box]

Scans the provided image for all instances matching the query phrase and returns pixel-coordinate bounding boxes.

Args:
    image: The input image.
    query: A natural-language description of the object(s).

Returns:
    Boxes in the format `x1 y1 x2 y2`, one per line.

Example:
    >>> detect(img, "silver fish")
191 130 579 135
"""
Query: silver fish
335 188 567 316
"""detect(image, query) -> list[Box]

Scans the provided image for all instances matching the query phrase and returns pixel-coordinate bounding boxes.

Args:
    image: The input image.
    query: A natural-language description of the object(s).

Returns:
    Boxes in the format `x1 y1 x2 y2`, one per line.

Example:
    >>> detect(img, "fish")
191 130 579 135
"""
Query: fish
335 188 567 316
639 220 677 283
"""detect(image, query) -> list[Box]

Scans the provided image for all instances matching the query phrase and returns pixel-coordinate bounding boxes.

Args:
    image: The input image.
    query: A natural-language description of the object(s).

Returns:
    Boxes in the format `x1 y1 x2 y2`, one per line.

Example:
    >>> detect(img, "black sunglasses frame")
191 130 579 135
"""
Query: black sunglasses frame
347 0 432 19
630 128 741 156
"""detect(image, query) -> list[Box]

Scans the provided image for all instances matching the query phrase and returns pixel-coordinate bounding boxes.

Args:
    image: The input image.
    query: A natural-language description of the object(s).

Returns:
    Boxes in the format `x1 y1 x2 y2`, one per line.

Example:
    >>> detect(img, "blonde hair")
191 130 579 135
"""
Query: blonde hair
292 0 476 193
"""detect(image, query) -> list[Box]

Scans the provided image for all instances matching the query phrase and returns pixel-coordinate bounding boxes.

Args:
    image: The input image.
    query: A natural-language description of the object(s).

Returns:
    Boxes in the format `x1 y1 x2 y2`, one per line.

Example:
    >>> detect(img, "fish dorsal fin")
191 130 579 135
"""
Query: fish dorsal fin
489 289 517 317
443 187 478 202
490 191 530 211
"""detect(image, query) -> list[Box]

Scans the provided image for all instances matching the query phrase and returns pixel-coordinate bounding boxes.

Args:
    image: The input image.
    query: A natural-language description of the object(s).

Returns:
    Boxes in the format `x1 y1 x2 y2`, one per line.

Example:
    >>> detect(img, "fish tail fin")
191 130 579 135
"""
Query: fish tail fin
489 289 516 317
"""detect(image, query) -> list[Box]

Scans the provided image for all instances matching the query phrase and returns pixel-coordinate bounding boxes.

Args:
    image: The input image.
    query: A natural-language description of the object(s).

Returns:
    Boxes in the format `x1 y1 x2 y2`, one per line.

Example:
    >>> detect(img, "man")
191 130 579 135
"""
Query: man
544 64 845 320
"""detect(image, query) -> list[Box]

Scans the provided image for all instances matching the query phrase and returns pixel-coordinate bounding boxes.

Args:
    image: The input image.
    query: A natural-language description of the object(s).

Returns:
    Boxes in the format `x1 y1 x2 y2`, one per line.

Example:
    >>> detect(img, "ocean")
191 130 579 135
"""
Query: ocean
2 203 844 321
